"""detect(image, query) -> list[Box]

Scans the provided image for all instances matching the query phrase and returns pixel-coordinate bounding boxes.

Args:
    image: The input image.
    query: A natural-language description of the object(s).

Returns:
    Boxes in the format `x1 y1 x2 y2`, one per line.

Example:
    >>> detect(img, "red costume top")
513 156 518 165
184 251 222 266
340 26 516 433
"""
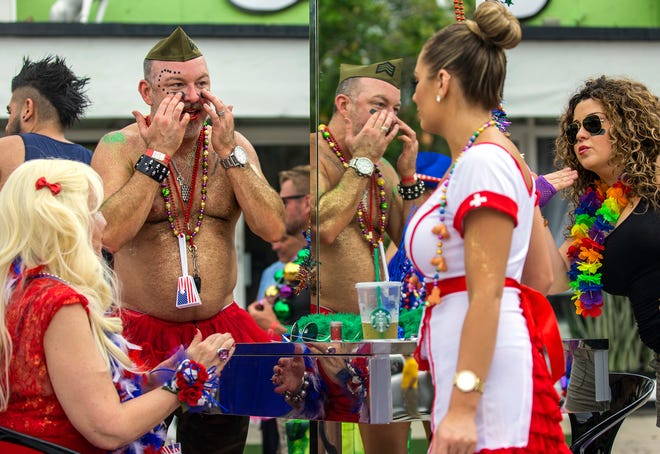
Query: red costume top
0 274 103 453
0 270 168 454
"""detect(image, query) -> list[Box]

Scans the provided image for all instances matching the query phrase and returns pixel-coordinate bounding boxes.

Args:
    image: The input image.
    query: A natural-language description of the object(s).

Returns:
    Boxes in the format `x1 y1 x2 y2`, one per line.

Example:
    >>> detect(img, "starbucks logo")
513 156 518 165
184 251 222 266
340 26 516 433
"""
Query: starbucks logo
370 308 391 333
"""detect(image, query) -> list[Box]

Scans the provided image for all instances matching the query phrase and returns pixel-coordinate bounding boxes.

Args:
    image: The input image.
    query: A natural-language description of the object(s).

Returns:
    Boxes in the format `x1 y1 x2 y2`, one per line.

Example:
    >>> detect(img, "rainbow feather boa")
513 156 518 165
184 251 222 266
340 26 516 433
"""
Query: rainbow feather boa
567 180 630 317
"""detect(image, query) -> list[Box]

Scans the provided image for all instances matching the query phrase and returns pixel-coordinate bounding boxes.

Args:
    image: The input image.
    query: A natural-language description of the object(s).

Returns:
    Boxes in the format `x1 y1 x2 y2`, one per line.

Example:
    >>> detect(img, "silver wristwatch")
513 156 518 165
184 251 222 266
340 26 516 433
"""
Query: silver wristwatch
348 157 374 177
220 146 248 169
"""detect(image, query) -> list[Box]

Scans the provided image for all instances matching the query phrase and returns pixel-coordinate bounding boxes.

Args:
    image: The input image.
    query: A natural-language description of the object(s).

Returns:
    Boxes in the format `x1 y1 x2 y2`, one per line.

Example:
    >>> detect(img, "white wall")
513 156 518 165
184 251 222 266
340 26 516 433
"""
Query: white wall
505 40 660 119
0 35 309 120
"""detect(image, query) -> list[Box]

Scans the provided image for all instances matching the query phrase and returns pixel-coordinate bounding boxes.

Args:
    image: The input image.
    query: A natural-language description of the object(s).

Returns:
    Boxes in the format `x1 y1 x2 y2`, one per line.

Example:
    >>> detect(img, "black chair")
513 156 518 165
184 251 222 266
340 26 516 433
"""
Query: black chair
0 426 79 453
569 372 655 454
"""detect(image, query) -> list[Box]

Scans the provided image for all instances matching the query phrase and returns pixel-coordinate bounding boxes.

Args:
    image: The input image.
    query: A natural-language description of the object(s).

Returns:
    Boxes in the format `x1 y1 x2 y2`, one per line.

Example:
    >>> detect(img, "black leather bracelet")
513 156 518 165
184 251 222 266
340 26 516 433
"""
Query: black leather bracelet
134 154 170 183
397 178 425 200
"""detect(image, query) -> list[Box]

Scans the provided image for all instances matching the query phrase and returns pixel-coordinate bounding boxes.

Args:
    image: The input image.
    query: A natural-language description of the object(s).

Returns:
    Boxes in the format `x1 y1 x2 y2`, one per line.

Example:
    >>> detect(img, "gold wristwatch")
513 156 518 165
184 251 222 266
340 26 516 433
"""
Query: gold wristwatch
453 370 485 393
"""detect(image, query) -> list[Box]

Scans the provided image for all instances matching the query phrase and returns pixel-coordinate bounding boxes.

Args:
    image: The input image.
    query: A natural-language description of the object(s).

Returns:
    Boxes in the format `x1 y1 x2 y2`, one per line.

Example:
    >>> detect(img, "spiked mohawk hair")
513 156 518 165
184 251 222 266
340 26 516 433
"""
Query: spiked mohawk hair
11 56 91 128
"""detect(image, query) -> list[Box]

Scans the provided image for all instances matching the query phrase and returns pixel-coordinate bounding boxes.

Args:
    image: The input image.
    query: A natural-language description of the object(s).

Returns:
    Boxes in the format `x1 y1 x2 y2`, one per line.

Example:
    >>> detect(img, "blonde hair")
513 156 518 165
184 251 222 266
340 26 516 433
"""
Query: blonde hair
0 159 132 410
421 0 522 110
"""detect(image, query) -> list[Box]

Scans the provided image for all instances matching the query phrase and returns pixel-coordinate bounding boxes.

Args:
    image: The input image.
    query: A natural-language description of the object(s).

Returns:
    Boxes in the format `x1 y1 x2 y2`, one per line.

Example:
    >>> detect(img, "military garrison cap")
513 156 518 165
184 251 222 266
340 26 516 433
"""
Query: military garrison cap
338 58 403 89
145 27 202 62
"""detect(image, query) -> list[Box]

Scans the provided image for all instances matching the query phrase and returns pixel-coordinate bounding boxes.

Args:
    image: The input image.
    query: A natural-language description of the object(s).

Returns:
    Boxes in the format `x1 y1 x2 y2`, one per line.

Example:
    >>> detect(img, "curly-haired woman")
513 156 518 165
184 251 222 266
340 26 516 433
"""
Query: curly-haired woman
547 76 660 426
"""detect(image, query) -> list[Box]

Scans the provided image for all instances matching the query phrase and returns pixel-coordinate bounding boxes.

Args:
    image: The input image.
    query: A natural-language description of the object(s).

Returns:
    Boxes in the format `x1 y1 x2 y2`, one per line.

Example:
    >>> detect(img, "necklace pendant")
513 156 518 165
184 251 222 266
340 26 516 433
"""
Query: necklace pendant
193 274 201 293
426 285 442 306
181 183 191 203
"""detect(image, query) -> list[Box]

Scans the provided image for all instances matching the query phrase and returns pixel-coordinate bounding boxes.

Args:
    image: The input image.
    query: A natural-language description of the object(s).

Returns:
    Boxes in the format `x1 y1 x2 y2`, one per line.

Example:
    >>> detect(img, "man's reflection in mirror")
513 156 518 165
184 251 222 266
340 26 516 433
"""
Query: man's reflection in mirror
311 57 419 454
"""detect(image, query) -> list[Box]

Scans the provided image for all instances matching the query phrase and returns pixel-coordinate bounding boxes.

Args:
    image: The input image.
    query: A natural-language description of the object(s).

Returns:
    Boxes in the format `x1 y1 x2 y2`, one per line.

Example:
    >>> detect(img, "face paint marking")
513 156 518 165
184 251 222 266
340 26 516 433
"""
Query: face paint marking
103 131 127 143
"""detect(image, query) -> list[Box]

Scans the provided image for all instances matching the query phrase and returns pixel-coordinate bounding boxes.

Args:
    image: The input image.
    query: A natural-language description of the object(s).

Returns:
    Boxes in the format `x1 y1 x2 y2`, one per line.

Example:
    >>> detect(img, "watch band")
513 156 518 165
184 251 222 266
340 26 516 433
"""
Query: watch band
220 154 241 169
220 146 248 169
134 154 170 183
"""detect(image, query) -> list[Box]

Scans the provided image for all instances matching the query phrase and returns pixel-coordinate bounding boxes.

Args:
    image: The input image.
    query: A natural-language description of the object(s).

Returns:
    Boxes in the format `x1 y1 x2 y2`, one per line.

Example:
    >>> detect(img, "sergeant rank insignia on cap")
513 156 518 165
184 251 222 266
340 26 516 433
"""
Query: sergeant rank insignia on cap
338 58 403 89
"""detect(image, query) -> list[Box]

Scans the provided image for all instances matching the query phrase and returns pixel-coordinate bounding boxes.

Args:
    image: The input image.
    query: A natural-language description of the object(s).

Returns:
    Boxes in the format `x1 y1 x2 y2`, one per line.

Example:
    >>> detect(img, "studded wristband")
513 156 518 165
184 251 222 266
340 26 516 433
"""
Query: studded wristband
397 178 425 200
134 154 170 183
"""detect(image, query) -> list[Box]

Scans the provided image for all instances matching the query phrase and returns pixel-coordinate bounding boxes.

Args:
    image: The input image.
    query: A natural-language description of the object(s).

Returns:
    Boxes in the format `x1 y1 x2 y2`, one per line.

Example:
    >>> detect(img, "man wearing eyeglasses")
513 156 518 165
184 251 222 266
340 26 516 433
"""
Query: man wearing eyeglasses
253 165 311 308
279 164 311 236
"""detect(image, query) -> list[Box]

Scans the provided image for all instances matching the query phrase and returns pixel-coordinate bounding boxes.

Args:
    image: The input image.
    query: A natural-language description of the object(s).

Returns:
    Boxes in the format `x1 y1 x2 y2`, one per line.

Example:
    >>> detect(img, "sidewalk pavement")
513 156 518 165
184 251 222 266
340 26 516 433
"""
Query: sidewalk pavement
246 406 659 453
600 406 659 454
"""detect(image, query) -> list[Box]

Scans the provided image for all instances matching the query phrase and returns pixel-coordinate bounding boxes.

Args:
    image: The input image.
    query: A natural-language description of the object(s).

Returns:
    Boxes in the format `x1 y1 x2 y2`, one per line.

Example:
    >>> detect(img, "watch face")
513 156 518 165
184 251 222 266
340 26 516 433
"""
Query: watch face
355 158 374 175
233 146 248 165
456 371 476 391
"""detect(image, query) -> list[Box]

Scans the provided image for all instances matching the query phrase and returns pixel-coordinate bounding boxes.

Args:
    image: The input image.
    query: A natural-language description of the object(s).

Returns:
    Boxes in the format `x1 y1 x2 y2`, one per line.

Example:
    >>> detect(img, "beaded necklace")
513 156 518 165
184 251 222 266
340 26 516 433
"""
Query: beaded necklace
26 272 72 287
567 180 630 318
318 124 388 252
426 119 498 306
454 0 465 21
160 124 209 248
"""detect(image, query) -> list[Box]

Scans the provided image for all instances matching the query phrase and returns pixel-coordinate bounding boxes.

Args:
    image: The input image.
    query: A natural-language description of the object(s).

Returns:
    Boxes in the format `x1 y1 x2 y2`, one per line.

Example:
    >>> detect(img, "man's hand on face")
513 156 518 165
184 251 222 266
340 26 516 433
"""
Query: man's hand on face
344 110 400 163
133 92 190 156
200 89 236 158
395 118 419 178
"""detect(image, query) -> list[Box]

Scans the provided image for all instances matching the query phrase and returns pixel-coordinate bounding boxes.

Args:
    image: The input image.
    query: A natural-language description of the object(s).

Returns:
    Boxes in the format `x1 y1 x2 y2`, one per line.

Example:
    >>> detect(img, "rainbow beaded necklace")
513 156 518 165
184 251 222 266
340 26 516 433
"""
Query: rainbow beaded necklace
426 119 498 305
318 124 388 252
567 180 630 317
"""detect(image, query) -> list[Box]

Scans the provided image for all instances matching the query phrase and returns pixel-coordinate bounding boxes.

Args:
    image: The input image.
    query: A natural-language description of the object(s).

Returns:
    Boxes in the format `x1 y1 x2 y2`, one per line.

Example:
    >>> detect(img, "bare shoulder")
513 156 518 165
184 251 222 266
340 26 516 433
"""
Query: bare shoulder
95 123 142 156
488 136 532 188
0 134 26 158
233 130 256 154
231 129 265 175
91 124 143 195
0 135 27 187
92 124 142 170
0 134 26 161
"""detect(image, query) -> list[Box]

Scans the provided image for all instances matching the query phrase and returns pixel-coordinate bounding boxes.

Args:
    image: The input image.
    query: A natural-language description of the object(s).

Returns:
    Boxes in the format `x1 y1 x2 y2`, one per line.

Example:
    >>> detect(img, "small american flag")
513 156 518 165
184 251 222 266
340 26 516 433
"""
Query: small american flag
161 442 182 454
176 275 202 309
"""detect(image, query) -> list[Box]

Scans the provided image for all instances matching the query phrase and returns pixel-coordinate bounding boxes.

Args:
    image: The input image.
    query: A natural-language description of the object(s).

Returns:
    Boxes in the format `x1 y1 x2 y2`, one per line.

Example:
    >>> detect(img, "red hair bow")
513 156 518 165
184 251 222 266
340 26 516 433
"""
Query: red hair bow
35 177 62 195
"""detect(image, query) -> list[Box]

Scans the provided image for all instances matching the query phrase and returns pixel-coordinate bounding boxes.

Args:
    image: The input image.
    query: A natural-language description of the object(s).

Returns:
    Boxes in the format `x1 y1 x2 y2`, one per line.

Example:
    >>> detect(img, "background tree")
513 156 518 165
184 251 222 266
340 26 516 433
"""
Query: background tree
315 0 462 162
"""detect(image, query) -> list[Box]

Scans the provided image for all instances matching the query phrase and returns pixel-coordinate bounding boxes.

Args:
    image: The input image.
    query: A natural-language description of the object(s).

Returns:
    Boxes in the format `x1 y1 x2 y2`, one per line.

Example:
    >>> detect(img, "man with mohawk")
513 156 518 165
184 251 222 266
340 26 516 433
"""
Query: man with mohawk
0 55 92 188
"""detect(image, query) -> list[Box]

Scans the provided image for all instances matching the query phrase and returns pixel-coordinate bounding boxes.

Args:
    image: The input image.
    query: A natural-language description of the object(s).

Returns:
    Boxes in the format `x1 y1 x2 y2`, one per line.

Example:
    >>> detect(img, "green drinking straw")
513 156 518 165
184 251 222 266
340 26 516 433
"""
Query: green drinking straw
373 247 383 309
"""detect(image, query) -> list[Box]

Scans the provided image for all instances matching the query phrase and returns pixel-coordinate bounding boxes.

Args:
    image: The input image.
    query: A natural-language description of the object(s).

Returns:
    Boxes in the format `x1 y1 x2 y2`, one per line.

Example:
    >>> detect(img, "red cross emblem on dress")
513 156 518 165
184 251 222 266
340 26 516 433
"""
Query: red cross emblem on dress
469 193 488 207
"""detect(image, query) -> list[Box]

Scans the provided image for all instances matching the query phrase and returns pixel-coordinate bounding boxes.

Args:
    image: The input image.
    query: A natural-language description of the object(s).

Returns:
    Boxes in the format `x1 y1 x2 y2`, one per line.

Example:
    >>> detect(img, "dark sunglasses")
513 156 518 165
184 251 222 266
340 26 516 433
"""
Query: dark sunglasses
566 114 606 145
281 194 306 204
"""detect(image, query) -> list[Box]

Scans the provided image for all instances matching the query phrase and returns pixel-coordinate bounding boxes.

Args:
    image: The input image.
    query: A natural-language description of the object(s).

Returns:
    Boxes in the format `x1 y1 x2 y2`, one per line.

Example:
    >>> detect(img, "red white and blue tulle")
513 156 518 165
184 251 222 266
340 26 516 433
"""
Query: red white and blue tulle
109 334 169 454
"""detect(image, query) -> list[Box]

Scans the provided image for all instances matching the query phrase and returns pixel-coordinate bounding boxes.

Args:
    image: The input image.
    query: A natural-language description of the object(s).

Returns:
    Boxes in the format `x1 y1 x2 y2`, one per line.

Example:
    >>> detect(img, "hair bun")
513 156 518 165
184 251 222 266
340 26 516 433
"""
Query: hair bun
468 1 522 50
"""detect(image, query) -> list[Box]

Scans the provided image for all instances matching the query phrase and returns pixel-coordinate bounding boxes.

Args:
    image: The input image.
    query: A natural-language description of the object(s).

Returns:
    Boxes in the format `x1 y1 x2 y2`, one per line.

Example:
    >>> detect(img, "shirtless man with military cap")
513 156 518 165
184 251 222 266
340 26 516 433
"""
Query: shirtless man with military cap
312 59 419 315
92 27 285 454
